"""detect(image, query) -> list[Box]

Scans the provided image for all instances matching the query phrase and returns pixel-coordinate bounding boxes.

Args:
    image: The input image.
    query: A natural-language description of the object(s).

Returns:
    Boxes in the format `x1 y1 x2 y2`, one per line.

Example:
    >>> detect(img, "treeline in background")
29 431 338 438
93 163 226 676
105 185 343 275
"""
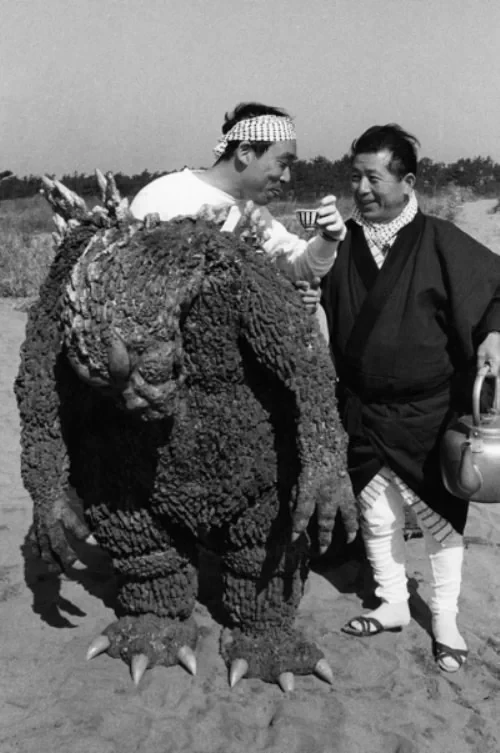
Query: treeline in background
3 154 500 202
3 153 500 300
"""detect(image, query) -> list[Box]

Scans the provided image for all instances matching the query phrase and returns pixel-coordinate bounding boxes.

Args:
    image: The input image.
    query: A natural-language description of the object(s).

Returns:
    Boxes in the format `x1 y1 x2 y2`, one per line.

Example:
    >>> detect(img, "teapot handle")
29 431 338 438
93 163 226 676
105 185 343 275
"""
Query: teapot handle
472 365 500 426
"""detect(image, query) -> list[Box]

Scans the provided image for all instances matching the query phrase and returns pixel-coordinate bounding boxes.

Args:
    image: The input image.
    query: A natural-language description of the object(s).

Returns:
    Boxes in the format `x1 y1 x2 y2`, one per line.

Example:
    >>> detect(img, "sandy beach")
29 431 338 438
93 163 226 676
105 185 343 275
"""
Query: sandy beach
1 200 500 753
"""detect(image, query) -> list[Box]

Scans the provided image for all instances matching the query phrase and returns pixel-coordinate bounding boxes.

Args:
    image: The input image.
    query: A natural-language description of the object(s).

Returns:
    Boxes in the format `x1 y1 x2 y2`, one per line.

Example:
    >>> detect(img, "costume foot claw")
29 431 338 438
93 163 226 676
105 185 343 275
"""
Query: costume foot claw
87 615 198 685
278 671 295 693
86 634 110 660
221 627 325 687
314 658 334 685
229 658 249 688
131 653 149 686
177 645 197 676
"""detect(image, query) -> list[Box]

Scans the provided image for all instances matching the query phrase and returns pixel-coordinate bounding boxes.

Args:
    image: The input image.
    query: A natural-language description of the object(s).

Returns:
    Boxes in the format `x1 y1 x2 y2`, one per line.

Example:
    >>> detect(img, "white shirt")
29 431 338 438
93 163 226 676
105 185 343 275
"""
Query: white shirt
130 168 338 283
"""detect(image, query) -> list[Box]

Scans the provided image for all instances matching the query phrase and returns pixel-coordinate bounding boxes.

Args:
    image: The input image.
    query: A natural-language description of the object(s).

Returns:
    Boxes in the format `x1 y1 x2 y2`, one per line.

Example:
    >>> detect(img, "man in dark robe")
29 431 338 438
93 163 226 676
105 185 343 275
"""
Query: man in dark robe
320 123 500 672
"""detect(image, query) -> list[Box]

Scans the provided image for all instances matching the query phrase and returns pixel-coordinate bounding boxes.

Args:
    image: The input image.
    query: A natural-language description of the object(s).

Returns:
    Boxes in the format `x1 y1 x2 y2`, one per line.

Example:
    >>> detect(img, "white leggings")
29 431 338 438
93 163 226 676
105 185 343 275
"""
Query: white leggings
360 483 464 615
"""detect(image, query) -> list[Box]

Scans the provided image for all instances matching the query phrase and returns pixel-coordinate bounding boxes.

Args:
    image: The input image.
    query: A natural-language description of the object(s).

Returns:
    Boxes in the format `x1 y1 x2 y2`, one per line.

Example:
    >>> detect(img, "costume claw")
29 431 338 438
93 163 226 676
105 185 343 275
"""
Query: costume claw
131 654 149 686
229 659 248 688
86 635 110 660
85 533 98 546
177 645 197 676
278 672 295 693
314 658 334 685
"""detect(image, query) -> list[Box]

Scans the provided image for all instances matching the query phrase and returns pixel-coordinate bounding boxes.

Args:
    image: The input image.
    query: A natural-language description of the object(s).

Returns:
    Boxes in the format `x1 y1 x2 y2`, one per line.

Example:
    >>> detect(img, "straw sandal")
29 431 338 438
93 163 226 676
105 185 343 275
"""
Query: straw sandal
433 640 468 672
342 616 403 637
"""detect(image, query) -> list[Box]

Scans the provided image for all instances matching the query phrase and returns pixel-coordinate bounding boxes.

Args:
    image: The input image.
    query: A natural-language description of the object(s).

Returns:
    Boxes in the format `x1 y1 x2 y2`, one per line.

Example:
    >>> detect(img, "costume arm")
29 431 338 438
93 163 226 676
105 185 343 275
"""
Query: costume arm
239 265 357 552
15 284 94 572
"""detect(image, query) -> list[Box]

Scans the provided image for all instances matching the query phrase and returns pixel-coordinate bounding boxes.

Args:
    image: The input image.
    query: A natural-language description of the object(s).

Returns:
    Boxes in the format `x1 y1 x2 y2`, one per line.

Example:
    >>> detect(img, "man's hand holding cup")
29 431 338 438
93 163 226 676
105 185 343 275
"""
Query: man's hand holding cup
295 195 346 242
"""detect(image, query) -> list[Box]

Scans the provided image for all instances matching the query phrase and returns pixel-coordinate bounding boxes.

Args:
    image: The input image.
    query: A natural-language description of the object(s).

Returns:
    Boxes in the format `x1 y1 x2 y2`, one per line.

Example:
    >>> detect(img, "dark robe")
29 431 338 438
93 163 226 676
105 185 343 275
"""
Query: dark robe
321 211 500 533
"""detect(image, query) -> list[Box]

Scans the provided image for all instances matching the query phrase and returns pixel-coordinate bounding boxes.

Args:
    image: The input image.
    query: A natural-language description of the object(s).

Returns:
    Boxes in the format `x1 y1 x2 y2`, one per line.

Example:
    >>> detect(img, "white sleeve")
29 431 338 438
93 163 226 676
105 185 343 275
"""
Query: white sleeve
258 209 339 283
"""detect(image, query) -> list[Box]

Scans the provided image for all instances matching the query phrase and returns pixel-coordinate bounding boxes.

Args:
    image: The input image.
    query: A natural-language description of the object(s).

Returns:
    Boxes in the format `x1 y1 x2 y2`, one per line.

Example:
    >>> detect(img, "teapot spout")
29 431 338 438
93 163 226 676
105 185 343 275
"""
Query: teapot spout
458 442 482 497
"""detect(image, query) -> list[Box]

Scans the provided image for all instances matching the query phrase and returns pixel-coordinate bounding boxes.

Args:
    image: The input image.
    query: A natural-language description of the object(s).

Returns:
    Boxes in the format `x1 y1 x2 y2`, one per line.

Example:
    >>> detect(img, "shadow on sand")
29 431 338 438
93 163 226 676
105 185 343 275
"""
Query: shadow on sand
21 525 118 629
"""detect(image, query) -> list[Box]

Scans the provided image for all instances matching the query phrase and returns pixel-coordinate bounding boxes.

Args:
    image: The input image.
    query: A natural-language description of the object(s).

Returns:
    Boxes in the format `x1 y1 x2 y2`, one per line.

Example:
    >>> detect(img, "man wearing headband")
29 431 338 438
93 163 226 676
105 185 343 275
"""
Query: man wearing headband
131 102 345 284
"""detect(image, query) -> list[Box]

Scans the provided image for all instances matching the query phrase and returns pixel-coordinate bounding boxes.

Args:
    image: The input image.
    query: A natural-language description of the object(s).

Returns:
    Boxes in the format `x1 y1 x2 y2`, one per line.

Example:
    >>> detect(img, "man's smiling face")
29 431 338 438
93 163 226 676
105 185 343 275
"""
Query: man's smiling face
241 140 297 205
351 149 415 223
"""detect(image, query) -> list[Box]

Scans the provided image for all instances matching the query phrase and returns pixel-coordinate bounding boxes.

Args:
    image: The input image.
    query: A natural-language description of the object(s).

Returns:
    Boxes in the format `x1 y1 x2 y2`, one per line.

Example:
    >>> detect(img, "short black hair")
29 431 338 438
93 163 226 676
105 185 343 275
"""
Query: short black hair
350 124 420 177
216 101 291 162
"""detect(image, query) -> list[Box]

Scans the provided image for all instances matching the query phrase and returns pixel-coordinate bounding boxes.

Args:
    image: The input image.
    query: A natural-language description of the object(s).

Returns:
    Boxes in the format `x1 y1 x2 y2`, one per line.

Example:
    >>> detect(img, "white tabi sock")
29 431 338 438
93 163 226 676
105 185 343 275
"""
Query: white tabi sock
423 528 467 669
353 482 411 630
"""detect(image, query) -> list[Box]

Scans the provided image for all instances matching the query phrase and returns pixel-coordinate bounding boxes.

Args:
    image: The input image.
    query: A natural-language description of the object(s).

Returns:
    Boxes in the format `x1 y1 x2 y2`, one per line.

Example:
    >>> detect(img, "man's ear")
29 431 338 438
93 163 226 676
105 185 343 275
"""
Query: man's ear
403 173 416 193
235 141 254 167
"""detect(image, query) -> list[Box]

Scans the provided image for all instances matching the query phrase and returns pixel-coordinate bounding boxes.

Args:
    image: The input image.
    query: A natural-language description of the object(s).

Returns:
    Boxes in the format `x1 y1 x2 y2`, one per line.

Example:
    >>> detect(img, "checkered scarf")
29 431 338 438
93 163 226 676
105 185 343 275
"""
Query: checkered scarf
352 191 419 254
213 115 296 159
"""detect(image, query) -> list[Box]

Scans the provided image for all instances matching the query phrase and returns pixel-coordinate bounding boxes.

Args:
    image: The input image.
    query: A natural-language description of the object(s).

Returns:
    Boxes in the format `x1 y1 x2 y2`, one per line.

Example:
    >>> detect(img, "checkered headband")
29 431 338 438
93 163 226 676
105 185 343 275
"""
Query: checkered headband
213 115 296 159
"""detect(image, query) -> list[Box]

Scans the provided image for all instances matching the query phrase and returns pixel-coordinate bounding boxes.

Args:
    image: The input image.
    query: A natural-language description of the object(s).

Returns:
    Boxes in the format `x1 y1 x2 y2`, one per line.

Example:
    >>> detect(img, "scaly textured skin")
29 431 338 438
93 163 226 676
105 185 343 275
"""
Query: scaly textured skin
15 184 358 686
15 221 99 569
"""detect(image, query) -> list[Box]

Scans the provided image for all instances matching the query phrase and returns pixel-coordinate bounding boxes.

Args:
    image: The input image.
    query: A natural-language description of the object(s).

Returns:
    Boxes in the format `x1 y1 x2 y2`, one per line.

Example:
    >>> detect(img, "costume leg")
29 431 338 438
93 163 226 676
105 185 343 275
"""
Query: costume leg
77 412 199 619
109 524 198 620
78 410 200 682
344 481 411 633
85 505 200 680
219 497 327 687
423 527 467 670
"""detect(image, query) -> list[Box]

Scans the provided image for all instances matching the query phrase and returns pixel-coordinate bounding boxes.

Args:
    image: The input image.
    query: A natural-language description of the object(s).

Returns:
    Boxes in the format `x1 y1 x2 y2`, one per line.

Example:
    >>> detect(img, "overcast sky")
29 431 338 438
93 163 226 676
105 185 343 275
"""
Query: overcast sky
2 0 500 177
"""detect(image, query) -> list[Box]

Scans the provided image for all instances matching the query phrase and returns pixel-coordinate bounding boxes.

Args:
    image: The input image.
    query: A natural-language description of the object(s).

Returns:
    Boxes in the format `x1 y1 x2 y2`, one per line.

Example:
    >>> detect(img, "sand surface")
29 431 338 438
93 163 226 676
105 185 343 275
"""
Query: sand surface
1 202 500 753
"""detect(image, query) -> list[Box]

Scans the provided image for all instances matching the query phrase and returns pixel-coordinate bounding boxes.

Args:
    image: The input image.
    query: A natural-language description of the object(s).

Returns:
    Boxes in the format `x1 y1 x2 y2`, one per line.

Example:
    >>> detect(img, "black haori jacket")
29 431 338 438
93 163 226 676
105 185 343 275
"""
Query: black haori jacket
321 211 500 533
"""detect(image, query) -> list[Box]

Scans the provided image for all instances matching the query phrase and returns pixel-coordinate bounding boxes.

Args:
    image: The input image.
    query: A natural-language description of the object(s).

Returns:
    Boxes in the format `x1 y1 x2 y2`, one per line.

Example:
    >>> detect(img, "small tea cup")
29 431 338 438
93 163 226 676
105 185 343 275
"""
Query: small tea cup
295 208 318 230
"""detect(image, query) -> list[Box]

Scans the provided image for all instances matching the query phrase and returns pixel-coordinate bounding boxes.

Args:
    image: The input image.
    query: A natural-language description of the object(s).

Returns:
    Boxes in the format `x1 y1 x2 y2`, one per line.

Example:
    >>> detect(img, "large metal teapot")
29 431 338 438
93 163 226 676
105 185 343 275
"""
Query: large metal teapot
441 366 500 503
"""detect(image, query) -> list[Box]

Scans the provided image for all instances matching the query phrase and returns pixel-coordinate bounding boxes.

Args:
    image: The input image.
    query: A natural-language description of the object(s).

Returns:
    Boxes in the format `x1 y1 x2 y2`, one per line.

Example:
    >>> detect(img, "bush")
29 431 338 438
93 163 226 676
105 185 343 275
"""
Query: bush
0 195 56 296
0 230 55 297
0 194 106 298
